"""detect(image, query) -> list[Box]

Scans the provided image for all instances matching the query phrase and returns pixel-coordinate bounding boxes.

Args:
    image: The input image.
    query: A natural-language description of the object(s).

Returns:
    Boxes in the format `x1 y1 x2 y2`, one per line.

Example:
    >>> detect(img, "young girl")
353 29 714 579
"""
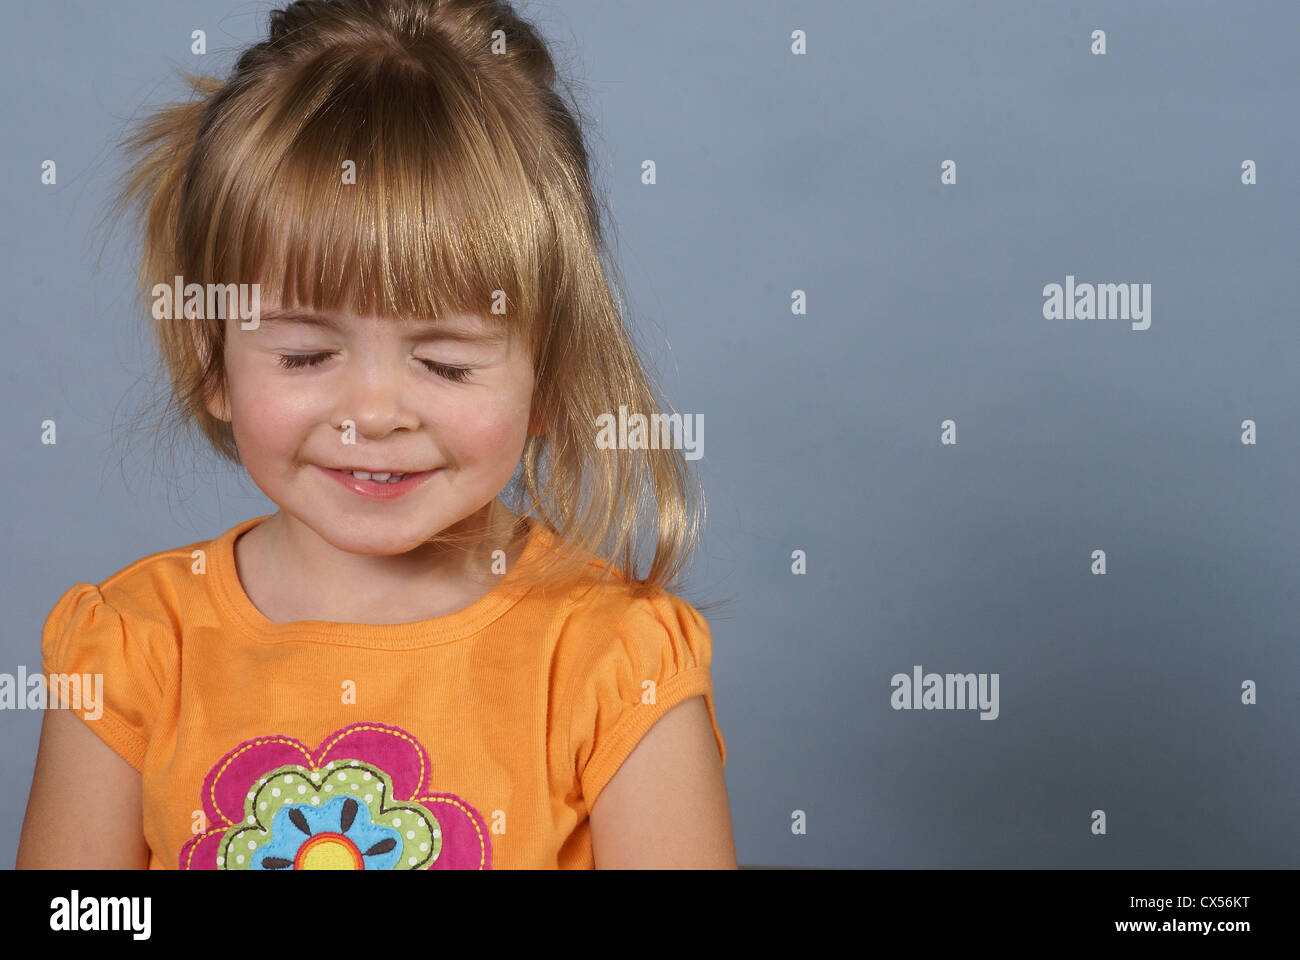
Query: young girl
17 0 734 870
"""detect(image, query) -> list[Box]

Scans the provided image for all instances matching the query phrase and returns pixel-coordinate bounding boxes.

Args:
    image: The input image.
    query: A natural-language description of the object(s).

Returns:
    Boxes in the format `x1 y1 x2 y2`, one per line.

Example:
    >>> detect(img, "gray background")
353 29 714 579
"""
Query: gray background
3 0 1297 868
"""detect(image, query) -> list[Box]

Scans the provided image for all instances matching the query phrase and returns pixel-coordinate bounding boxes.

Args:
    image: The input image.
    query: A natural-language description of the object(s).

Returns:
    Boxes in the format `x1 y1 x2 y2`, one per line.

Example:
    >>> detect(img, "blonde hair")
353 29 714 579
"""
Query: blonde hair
110 0 709 605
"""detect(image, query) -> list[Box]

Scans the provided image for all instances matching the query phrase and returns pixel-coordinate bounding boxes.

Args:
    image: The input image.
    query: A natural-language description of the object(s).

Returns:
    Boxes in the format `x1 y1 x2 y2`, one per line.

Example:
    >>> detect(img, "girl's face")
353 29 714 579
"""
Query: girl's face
206 301 537 556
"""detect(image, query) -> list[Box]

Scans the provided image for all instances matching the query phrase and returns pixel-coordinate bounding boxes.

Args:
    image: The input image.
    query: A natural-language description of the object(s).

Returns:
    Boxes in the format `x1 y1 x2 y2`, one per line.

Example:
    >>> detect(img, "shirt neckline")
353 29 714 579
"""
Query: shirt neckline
210 513 548 649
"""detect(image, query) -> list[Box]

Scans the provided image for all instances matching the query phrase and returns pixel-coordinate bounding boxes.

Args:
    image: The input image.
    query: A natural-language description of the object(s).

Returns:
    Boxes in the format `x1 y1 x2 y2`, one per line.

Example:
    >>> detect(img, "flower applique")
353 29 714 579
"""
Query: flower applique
179 722 492 870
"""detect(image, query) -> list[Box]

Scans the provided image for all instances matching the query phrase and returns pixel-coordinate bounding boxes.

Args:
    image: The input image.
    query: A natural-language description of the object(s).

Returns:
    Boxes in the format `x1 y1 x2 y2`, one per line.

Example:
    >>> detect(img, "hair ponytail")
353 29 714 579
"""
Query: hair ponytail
112 73 237 462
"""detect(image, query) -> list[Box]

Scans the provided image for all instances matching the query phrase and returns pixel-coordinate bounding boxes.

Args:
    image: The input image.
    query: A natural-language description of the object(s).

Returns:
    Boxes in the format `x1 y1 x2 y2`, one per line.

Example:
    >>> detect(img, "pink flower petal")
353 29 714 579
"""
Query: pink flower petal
418 793 493 870
203 736 313 826
178 828 227 870
314 722 430 800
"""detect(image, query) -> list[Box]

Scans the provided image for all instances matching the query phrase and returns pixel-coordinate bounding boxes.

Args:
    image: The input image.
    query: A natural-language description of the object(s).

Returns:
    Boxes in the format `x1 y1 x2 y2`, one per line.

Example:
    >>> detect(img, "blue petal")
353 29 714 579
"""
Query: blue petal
251 796 403 870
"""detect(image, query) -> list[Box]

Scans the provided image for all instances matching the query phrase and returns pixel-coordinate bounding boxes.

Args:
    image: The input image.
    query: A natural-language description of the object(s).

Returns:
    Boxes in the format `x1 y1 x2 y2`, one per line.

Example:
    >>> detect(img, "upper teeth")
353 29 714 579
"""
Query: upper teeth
347 470 409 483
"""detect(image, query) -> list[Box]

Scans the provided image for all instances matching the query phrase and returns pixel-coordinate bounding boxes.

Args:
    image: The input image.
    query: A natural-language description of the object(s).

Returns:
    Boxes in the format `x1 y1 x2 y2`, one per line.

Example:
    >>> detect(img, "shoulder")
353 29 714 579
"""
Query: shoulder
37 526 233 767
554 578 723 787
517 523 713 669
49 535 206 625
41 524 228 671
552 577 714 681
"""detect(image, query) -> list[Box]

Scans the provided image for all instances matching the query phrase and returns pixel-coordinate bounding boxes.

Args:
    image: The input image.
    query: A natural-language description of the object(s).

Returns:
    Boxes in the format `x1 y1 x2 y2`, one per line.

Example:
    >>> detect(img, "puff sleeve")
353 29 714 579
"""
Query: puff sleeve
567 590 726 809
39 583 161 772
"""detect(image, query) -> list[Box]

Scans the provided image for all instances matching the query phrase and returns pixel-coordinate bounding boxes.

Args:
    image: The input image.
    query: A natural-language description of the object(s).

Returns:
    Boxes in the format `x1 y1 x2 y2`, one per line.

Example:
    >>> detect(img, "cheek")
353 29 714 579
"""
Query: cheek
450 398 529 459
227 376 308 452
456 414 517 457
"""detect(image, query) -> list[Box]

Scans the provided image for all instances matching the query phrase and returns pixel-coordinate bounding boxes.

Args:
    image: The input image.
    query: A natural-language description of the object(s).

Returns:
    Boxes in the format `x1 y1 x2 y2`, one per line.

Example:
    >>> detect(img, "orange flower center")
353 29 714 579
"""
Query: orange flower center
293 832 365 870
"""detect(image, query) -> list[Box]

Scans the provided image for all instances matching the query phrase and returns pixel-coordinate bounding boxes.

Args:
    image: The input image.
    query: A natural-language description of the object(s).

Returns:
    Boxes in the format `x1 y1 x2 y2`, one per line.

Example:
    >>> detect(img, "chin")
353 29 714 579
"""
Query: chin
302 512 444 556
330 534 424 556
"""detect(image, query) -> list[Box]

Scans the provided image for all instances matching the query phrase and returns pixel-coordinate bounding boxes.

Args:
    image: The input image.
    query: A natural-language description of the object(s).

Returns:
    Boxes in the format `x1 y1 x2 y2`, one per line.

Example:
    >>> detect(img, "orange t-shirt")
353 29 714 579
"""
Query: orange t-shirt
39 514 725 869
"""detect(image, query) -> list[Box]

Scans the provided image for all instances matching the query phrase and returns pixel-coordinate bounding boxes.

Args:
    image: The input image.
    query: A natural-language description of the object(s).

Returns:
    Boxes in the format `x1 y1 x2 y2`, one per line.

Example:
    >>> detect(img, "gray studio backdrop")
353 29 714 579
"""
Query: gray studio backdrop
3 0 1298 868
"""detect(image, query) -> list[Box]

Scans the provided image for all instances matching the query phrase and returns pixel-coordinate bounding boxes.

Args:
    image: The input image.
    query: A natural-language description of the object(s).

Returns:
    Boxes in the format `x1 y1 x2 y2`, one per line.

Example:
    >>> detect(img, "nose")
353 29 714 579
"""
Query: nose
332 352 419 438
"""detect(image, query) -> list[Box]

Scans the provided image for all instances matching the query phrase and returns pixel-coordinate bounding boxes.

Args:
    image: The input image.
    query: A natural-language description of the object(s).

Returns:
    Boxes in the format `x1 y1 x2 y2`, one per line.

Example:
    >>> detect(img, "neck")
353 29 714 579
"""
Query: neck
236 501 528 625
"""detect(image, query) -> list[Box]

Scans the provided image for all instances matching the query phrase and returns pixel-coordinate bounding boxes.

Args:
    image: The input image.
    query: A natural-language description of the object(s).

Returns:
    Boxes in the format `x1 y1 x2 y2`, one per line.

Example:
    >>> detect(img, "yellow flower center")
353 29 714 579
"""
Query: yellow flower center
294 832 364 870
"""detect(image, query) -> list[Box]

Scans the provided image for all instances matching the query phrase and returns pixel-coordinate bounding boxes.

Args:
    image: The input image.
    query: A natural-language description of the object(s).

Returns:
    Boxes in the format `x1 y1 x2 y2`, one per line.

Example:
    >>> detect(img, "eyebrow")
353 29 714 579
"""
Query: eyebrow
257 310 508 345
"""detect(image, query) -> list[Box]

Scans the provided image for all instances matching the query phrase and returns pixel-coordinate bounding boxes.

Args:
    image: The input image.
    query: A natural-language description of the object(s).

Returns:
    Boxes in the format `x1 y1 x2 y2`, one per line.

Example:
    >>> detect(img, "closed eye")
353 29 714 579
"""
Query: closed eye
417 359 474 383
276 352 474 383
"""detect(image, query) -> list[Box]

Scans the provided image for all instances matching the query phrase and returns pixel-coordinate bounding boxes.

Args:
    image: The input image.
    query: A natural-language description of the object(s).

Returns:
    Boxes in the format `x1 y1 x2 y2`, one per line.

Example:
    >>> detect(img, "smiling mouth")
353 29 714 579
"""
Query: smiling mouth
324 467 431 484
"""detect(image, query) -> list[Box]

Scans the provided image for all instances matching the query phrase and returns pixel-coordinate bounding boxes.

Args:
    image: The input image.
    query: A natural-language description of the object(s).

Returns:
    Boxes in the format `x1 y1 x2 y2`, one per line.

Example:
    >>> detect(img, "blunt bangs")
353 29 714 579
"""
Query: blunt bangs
181 46 551 342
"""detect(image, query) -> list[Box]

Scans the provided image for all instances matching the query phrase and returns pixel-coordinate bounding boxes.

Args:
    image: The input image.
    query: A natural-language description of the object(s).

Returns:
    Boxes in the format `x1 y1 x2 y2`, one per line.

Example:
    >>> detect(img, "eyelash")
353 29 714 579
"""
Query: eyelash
276 352 473 383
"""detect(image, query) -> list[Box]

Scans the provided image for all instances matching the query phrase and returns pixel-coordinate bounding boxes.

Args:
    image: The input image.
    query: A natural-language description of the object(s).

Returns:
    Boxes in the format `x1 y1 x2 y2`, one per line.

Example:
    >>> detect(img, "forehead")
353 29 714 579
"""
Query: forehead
254 308 509 345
